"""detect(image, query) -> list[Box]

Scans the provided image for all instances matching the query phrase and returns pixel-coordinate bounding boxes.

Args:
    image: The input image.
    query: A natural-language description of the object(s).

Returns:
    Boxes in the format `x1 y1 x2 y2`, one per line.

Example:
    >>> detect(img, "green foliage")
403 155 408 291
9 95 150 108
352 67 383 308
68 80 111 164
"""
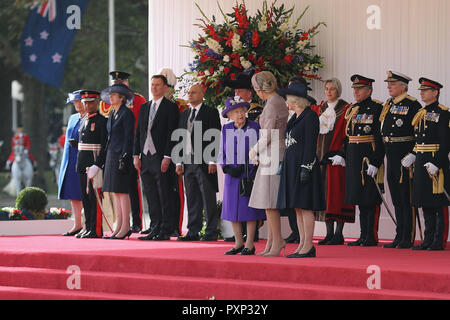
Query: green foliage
15 187 48 215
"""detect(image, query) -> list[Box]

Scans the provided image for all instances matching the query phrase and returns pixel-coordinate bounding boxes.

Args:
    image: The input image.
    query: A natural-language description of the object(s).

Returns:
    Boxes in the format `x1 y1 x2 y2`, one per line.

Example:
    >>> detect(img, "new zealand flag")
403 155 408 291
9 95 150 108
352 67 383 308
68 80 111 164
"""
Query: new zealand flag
20 0 90 88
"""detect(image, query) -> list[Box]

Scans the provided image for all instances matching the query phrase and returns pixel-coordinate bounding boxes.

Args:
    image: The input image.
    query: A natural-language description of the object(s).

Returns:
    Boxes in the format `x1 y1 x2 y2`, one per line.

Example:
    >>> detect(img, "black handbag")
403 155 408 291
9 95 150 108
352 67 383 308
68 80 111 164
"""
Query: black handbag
118 153 130 174
239 162 254 197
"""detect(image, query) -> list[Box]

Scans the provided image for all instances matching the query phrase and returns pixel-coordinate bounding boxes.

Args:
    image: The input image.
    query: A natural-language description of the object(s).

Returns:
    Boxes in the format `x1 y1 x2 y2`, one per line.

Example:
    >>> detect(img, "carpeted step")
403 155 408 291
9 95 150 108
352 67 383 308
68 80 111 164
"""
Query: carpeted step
1 266 450 300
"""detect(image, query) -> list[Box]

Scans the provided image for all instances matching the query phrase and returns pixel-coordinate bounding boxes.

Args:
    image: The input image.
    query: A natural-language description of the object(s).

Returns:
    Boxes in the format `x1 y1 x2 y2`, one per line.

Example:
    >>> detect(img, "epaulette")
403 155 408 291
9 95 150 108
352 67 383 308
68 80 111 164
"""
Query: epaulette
406 95 417 102
438 104 449 111
372 99 383 105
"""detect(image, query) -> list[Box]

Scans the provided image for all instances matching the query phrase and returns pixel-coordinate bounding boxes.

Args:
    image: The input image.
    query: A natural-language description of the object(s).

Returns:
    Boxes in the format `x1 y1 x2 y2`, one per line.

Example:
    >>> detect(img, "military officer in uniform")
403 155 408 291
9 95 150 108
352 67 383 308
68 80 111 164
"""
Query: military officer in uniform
100 71 146 233
402 78 450 251
334 75 385 247
76 90 108 239
380 71 422 249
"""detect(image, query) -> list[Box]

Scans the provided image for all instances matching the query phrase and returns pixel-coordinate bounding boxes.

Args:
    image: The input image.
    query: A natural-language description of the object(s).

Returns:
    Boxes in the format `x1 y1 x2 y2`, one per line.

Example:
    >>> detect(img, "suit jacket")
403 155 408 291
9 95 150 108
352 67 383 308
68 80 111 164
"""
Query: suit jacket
133 97 180 160
106 104 135 157
177 103 222 191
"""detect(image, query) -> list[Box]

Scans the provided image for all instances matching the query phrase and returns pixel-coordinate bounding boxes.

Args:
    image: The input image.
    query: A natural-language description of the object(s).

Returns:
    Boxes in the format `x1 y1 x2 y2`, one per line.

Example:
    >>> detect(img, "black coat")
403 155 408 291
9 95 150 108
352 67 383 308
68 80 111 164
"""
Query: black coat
381 94 421 206
411 101 450 207
176 103 222 192
106 104 135 157
343 97 385 206
76 113 108 174
277 107 326 211
133 97 180 161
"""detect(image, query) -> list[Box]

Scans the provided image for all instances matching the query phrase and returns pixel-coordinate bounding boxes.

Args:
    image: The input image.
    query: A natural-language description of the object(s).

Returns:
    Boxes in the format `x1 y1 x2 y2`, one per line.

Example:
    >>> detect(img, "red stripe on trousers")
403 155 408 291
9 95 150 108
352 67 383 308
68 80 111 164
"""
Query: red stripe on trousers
96 188 103 237
374 205 380 242
443 207 449 249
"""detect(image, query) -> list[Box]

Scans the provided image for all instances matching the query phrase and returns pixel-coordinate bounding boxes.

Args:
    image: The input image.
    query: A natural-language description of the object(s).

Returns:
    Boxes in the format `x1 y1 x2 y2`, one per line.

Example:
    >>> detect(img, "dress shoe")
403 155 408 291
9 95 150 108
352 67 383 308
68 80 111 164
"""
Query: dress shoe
200 234 218 241
383 241 400 249
427 243 444 251
153 233 170 241
111 230 132 240
396 241 413 249
170 230 181 238
75 230 88 238
224 236 235 242
327 234 345 245
140 228 152 235
318 235 333 245
412 243 431 251
287 247 316 258
131 225 141 233
138 234 156 241
240 247 256 256
360 239 378 247
225 246 244 255
177 233 200 241
347 238 364 246
285 232 300 244
81 231 102 239
62 228 83 237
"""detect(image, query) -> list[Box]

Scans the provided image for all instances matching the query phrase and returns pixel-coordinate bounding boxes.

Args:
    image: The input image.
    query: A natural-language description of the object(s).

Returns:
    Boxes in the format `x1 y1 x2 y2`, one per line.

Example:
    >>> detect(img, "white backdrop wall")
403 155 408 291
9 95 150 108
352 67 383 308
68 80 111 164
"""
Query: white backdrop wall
148 0 450 105
148 0 450 239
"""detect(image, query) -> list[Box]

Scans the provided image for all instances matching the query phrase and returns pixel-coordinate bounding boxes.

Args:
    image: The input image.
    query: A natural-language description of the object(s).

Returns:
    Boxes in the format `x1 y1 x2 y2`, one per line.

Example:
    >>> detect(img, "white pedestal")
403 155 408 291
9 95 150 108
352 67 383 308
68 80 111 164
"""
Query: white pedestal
0 220 74 236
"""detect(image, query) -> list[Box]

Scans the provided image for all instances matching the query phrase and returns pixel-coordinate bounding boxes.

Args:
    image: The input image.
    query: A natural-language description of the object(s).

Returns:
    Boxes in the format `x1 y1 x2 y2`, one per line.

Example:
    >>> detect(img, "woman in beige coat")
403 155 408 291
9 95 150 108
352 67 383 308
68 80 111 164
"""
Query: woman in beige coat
249 71 289 257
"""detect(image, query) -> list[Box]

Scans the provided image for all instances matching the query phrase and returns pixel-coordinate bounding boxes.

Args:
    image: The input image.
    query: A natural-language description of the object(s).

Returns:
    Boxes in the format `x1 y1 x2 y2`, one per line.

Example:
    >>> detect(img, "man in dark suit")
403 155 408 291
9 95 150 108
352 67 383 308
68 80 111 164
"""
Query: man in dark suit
134 75 180 241
175 84 222 241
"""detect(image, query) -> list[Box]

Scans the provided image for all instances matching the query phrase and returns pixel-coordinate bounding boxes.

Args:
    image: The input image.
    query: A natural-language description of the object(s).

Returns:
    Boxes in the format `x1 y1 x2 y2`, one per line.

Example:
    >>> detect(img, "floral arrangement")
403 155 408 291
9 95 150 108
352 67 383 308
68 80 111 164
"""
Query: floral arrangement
0 207 72 221
180 0 326 106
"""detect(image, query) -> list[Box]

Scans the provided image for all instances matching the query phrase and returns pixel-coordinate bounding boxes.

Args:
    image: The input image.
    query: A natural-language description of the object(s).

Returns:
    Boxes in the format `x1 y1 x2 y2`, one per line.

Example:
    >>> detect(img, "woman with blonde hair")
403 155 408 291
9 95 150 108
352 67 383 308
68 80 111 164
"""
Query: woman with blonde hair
248 71 289 257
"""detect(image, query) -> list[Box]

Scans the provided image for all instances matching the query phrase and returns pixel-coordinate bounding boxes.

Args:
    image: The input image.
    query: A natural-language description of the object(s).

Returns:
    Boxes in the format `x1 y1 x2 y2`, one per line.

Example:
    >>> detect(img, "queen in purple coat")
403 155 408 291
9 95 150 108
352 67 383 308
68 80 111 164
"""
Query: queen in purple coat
219 97 266 256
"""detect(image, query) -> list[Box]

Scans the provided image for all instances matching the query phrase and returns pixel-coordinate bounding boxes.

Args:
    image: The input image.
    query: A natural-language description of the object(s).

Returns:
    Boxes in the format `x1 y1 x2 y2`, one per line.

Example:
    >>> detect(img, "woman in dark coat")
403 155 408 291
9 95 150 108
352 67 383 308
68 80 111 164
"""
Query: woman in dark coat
101 83 135 239
219 97 266 255
276 82 326 258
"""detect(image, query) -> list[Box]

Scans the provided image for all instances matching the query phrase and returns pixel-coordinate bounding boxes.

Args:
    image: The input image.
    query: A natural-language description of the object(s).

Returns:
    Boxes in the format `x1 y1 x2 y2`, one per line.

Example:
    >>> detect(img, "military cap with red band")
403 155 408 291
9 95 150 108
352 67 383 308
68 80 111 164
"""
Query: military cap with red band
351 74 375 88
418 77 443 91
81 90 101 102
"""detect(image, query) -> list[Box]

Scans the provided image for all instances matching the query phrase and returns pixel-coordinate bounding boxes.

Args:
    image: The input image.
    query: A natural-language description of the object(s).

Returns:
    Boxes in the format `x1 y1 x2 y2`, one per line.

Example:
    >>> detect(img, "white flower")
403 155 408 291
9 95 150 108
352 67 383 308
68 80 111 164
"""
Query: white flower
297 40 309 51
234 96 244 103
280 22 290 33
204 70 211 76
286 47 294 54
223 55 230 62
241 60 252 69
219 66 224 72
205 38 223 54
231 33 242 50
258 20 267 32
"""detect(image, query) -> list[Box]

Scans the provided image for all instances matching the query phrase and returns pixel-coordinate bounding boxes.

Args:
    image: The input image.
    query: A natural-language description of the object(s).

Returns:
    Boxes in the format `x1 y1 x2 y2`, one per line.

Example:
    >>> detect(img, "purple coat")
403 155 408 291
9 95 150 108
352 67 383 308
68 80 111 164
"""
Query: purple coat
219 120 266 222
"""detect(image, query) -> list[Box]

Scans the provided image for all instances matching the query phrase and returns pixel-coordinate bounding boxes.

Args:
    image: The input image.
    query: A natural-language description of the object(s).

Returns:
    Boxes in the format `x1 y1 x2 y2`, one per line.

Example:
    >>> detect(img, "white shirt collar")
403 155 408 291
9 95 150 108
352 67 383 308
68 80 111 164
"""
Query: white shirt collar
189 103 203 112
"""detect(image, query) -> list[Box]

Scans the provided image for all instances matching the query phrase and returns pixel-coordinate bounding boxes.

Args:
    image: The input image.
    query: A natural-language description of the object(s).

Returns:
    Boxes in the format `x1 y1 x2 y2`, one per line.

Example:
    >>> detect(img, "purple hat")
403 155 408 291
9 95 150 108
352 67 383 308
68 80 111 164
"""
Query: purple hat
101 83 134 105
222 97 250 118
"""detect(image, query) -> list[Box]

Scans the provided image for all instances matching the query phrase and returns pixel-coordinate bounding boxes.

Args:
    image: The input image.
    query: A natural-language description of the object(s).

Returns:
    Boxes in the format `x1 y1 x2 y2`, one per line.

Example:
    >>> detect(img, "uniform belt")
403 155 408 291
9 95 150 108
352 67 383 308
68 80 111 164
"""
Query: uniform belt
348 135 375 144
78 143 101 151
413 144 440 153
383 136 415 143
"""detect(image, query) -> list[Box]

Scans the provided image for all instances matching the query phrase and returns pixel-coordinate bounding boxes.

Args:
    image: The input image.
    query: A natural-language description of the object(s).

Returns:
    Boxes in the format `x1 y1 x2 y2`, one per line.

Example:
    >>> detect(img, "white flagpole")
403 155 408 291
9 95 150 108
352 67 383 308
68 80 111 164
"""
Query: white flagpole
109 0 115 75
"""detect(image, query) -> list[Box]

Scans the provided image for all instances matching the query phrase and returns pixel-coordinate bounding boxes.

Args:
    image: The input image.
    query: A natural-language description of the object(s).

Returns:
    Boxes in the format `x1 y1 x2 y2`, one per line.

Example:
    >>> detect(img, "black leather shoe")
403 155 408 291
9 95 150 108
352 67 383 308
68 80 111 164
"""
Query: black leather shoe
138 234 156 241
427 243 444 251
75 230 88 238
383 241 400 249
153 233 170 241
200 234 218 241
177 233 200 241
287 247 316 258
347 238 364 246
140 228 152 235
360 239 378 247
240 247 255 255
396 241 413 249
224 236 235 242
285 232 300 244
225 246 244 255
62 228 83 237
81 231 102 239
412 243 431 250
327 234 345 245
131 225 141 233
318 235 333 245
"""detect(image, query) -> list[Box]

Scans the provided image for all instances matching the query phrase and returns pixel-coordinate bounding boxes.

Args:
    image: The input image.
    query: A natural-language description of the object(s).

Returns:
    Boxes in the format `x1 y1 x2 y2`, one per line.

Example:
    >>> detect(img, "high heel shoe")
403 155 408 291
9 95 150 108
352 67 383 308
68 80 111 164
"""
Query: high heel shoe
62 228 82 237
264 243 286 257
111 230 132 240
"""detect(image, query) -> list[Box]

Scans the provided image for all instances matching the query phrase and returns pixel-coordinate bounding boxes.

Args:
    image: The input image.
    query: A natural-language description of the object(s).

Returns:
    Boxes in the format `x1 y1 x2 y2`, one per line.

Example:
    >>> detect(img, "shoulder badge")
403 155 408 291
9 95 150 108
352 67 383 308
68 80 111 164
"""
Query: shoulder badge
406 95 417 102
438 104 449 111
371 99 383 105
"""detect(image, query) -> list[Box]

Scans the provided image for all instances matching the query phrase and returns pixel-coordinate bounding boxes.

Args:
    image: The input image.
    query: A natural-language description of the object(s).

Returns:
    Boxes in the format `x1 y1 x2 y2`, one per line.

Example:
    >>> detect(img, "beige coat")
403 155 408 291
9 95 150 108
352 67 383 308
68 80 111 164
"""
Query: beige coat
249 94 289 209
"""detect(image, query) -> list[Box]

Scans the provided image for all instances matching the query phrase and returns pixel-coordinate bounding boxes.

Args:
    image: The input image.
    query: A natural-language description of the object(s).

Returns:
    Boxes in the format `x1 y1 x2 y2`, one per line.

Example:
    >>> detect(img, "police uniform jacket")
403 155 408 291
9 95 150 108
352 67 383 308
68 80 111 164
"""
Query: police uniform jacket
76 112 108 174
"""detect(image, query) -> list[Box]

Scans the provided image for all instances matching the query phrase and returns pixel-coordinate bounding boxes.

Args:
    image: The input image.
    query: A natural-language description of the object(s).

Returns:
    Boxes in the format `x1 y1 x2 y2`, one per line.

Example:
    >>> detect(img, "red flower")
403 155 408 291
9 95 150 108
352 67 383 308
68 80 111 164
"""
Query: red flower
299 32 309 41
248 54 256 61
252 31 260 48
209 67 214 74
230 73 236 80
224 67 230 74
225 30 234 47
283 55 294 64
275 59 281 66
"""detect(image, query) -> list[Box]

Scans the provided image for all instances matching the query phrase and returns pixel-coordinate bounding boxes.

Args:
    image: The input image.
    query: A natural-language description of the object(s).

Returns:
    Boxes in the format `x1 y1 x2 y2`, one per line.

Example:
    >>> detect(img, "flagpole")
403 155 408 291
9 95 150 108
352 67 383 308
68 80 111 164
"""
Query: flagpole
109 0 115 76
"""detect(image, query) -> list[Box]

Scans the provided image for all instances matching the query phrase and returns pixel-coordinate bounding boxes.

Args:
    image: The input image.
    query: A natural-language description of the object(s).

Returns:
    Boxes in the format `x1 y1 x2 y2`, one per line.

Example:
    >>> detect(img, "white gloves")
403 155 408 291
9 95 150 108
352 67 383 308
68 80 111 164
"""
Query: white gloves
401 153 416 168
87 165 100 180
367 165 378 178
329 155 346 167
424 162 439 175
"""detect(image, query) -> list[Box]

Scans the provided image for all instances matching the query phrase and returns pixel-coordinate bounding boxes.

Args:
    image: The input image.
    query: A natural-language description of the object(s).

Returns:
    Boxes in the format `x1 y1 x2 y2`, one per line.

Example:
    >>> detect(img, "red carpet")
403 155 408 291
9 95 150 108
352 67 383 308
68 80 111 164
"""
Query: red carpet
0 234 449 300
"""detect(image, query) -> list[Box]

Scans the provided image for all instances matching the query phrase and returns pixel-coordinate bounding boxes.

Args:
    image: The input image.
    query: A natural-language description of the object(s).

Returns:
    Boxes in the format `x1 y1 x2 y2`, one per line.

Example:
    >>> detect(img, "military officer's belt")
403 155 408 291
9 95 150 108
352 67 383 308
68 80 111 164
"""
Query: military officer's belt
348 135 375 144
78 143 101 152
383 136 415 143
413 144 440 153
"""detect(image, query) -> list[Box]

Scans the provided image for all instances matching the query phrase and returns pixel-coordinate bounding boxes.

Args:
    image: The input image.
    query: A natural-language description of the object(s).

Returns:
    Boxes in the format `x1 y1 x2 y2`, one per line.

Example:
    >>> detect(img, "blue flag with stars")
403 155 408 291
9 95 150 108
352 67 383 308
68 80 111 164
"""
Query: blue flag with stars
20 0 90 88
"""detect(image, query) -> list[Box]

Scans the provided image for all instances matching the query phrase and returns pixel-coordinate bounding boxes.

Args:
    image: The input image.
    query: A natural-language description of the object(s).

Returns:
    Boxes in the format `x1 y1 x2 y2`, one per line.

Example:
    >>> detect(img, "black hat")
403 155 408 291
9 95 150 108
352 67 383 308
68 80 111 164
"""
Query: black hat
277 81 317 105
80 90 101 102
384 71 412 84
101 83 134 105
224 72 253 90
418 77 443 91
351 74 375 88
110 71 131 81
